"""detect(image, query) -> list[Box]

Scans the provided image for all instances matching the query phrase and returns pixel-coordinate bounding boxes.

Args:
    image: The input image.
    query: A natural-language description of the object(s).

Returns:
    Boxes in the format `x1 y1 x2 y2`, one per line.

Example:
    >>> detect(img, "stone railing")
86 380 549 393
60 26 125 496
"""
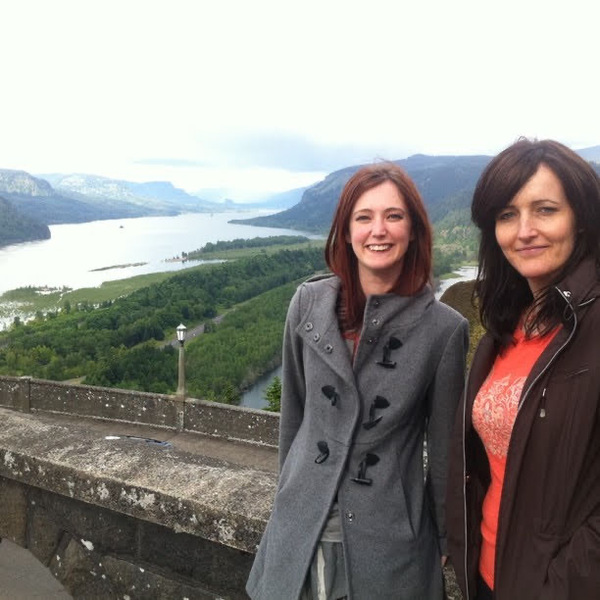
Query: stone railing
0 375 278 447
0 375 462 599
0 375 279 599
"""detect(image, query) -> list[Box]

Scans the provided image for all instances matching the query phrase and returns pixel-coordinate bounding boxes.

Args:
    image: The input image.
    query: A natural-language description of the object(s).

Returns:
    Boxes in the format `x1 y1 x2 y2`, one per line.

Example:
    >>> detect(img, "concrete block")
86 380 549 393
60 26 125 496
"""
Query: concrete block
27 502 64 566
102 554 216 600
139 520 253 594
49 535 116 599
0 478 27 545
29 487 138 557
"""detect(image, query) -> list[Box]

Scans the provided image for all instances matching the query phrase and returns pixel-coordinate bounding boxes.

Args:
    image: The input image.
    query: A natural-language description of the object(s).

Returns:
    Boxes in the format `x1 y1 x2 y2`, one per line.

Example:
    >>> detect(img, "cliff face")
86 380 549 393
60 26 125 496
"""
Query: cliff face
43 173 217 212
0 169 54 197
0 170 178 225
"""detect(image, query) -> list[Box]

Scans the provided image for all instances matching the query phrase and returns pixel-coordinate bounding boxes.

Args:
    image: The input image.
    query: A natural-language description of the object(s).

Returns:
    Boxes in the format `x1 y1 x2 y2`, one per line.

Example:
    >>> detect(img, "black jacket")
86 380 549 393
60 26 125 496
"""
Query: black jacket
447 258 600 599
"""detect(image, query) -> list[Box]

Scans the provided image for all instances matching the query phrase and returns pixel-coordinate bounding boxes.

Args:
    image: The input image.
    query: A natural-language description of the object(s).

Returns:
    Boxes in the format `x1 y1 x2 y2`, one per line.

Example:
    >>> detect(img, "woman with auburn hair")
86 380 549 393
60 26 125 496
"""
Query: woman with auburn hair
446 139 600 599
247 163 468 600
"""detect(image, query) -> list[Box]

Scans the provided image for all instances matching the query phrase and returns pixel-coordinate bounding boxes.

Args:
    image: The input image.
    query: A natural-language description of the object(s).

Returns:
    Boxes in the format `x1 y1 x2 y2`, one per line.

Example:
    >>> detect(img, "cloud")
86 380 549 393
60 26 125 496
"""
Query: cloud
134 158 211 168
158 132 411 173
1 0 599 198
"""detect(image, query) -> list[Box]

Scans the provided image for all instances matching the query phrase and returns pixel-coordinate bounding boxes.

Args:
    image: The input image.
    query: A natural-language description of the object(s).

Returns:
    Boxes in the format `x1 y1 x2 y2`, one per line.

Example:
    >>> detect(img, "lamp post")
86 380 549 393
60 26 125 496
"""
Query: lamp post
176 323 187 398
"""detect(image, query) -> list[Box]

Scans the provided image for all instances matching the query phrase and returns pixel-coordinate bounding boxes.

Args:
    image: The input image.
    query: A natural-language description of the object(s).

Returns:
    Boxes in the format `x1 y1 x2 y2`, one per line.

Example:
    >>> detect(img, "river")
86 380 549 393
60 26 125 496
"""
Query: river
0 210 320 296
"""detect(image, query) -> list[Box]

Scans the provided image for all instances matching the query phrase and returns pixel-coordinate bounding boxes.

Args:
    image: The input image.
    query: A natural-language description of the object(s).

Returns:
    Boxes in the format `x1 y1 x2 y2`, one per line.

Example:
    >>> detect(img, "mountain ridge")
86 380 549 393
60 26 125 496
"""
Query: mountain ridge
233 147 600 234
2 144 599 249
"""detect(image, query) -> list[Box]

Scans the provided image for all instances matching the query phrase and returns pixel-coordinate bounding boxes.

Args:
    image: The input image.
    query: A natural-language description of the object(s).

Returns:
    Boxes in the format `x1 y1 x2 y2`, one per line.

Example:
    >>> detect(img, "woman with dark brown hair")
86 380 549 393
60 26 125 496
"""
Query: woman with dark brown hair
247 163 468 600
446 138 600 599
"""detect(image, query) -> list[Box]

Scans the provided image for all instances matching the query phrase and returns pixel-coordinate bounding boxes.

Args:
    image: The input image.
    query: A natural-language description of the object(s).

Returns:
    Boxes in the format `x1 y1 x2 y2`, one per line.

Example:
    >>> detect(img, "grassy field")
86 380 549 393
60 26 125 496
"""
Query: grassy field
0 240 326 326
186 240 324 261
1 238 468 329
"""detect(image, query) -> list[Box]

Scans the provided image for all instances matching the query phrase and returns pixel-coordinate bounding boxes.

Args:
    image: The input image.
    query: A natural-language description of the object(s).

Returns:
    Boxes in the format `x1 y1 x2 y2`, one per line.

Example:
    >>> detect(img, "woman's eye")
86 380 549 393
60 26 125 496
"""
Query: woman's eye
355 214 370 222
538 205 558 215
496 211 514 222
387 213 404 221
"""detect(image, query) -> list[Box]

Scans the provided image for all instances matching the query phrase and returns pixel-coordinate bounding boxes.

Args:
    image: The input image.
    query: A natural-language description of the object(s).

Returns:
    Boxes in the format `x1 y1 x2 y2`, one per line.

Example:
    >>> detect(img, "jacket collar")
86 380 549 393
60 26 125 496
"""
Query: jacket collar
552 257 600 315
297 275 435 375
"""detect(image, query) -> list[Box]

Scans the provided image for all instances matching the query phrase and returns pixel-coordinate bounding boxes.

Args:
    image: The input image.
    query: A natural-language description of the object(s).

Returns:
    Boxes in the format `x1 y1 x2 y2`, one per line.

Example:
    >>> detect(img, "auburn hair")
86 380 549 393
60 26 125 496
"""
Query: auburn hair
325 163 432 331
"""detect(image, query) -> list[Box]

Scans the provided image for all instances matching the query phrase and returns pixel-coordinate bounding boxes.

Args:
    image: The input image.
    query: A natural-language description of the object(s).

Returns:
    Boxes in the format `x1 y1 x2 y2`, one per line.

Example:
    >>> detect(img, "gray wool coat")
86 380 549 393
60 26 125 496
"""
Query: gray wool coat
246 275 469 600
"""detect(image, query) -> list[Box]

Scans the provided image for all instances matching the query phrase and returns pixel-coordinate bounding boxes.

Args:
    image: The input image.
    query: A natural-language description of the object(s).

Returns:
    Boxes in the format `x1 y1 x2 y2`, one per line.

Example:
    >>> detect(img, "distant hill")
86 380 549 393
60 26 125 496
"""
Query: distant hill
231 155 491 233
232 147 600 237
4 144 599 248
241 186 309 210
0 169 228 239
0 169 134 225
190 185 310 210
0 195 50 247
41 173 218 214
576 145 600 163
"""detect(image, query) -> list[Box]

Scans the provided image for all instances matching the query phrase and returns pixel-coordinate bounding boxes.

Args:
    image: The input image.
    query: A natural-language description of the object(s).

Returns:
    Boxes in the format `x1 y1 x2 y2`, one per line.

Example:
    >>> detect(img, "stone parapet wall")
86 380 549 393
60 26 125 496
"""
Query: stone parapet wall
0 377 463 599
0 403 279 598
1 477 254 599
0 375 278 447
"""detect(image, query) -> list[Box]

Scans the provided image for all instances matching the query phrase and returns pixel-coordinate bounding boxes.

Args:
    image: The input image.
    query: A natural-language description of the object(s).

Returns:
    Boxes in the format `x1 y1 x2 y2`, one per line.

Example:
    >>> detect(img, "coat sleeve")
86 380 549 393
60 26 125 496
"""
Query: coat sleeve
278 285 308 472
426 317 469 556
540 506 600 598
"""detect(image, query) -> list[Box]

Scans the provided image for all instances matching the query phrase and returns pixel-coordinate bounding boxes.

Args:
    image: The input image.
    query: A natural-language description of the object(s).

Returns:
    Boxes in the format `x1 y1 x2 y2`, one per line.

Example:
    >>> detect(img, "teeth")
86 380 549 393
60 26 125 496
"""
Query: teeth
367 245 391 251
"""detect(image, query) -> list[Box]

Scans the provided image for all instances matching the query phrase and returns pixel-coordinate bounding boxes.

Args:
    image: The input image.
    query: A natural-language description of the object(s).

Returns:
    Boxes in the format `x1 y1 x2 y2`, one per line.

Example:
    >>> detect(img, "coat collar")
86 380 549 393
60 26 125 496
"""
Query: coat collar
552 256 600 314
296 275 435 375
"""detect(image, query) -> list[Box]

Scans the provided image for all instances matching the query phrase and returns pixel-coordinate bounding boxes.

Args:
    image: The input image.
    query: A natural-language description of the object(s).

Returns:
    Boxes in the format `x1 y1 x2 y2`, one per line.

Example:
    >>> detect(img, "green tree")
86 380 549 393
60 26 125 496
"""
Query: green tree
220 381 241 405
263 375 282 412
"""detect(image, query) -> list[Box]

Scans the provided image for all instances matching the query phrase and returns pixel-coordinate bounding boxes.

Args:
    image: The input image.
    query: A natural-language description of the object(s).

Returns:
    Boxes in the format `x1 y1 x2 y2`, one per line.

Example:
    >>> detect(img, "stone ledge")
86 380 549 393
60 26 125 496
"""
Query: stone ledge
0 376 280 448
0 407 278 554
0 478 255 599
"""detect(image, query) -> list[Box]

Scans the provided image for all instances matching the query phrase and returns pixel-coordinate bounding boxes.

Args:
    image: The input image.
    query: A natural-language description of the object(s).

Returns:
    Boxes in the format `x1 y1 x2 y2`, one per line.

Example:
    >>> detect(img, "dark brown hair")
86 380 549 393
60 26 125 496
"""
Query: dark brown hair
472 138 600 347
325 163 432 331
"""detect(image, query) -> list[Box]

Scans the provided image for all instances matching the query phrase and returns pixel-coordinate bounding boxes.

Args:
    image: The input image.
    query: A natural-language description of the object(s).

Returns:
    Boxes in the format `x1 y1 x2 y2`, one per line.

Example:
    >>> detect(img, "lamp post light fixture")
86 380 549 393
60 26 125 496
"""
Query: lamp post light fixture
176 323 187 398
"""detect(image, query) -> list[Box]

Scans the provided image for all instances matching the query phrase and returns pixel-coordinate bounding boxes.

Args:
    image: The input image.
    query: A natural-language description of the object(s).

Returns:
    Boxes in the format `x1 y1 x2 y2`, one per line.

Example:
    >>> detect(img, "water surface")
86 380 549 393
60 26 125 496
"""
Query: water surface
0 210 318 295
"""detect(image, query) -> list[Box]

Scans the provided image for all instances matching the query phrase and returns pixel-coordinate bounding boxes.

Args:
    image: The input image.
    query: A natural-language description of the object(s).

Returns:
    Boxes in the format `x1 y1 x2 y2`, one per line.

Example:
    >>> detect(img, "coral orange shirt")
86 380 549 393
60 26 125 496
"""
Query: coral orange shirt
472 326 558 590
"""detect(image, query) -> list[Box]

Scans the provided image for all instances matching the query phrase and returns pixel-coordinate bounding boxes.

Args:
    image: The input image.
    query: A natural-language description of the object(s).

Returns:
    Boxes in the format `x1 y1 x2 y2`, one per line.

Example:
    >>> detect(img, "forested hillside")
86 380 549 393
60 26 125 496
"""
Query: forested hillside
231 155 491 234
232 155 600 261
0 196 51 247
0 247 326 401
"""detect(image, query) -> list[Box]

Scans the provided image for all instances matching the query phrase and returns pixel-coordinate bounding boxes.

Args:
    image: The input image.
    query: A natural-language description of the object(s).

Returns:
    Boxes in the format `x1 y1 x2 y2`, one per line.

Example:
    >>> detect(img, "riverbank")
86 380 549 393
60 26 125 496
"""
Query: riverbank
436 265 478 297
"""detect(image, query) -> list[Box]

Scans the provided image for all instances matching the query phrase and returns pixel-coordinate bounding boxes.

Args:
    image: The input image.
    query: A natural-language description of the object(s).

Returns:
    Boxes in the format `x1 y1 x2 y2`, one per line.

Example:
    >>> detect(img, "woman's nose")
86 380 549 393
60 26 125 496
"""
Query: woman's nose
517 215 536 239
372 217 387 235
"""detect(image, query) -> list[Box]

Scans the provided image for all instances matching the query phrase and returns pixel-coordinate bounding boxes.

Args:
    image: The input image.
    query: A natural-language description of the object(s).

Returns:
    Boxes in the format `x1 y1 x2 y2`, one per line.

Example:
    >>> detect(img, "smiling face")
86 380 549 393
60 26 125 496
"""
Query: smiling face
495 164 577 296
347 180 413 295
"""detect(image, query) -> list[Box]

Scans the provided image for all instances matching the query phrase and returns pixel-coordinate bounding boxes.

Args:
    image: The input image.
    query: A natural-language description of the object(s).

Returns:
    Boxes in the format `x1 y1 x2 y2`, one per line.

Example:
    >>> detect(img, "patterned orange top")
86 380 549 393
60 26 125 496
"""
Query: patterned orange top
472 326 559 589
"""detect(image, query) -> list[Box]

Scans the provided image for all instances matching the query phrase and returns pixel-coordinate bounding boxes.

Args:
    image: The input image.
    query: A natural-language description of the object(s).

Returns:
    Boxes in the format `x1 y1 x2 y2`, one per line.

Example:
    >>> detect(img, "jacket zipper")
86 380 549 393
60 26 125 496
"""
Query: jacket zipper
460 364 473 600
462 287 588 599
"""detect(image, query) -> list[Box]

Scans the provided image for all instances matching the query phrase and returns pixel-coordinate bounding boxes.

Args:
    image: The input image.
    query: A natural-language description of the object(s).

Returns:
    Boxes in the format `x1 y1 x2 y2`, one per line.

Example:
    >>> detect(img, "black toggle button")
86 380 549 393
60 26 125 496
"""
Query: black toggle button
362 395 390 429
315 440 330 464
321 385 340 406
376 336 402 368
351 453 379 485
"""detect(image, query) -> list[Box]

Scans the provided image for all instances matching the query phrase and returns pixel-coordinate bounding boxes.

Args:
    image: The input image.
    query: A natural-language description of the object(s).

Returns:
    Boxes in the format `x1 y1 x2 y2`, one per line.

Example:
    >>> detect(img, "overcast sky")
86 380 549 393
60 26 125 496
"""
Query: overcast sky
1 0 598 200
